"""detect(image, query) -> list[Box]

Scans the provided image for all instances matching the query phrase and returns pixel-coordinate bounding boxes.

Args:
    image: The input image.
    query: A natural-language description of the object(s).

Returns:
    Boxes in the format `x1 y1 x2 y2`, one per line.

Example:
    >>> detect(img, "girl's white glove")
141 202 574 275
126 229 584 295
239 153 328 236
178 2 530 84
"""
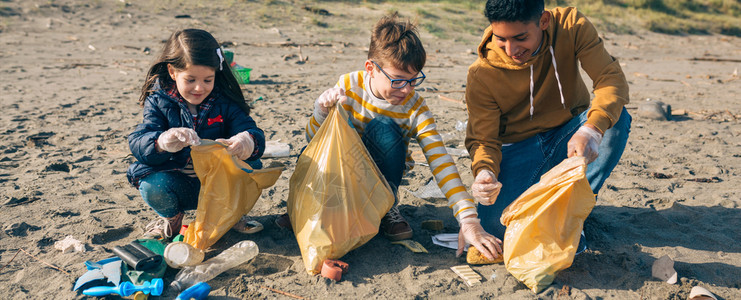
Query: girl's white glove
156 128 201 153
471 169 502 205
313 87 347 124
456 217 502 261
216 131 254 160
567 125 603 163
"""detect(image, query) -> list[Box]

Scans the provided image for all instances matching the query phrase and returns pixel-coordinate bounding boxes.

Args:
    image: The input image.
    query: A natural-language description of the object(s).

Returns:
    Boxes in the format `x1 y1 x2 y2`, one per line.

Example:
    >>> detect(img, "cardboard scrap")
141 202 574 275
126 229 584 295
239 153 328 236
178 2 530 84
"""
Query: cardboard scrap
451 265 481 287
651 255 677 284
391 240 428 253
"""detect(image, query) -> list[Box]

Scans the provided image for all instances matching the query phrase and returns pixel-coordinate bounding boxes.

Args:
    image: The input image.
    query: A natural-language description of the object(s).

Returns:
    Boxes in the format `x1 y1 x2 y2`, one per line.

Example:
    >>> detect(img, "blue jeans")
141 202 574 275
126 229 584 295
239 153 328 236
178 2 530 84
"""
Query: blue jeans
139 171 200 218
478 108 632 239
362 117 407 205
139 159 262 218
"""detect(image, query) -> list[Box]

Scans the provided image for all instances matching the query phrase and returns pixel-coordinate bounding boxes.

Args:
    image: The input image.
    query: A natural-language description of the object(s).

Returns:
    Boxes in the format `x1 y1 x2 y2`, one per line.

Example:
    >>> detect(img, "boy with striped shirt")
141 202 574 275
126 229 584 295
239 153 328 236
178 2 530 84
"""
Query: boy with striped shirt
305 14 501 260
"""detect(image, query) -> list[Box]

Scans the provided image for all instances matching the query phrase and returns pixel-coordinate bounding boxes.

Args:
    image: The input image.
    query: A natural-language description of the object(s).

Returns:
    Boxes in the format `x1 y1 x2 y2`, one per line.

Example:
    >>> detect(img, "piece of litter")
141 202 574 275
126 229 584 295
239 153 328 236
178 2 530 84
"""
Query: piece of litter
73 269 103 291
99 260 122 286
54 235 86 253
445 147 469 157
410 150 428 166
408 179 445 199
490 272 497 280
421 220 444 231
651 254 677 284
248 96 264 106
689 286 717 300
74 257 122 291
262 140 290 158
455 120 467 131
431 233 467 250
451 265 481 287
391 240 428 253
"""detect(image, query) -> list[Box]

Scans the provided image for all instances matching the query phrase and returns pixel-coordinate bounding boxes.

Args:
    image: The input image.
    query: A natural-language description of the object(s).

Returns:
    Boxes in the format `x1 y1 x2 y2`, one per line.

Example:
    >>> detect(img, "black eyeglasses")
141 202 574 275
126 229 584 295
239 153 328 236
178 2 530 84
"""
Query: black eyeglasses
371 61 425 89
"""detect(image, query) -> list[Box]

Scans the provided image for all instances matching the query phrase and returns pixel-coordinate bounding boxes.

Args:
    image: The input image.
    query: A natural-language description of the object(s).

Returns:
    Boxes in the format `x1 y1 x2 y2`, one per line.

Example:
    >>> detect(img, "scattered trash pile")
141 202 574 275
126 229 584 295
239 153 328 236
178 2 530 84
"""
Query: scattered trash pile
68 140 282 299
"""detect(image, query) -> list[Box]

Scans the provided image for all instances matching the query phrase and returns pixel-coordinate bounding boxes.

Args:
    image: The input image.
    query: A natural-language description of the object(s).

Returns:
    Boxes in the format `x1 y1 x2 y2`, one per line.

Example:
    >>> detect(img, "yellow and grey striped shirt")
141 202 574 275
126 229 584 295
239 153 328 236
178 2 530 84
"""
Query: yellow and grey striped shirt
306 71 476 222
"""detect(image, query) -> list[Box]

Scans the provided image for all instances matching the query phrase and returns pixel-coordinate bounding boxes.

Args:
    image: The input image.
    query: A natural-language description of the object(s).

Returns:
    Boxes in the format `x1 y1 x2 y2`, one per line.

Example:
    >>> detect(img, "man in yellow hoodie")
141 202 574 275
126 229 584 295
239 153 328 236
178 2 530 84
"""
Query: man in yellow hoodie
465 0 631 254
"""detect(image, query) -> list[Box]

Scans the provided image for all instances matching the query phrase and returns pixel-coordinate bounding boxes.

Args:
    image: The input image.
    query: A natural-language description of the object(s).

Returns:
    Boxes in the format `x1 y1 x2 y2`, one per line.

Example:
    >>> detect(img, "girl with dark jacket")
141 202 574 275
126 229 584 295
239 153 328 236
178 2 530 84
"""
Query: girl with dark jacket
127 29 265 239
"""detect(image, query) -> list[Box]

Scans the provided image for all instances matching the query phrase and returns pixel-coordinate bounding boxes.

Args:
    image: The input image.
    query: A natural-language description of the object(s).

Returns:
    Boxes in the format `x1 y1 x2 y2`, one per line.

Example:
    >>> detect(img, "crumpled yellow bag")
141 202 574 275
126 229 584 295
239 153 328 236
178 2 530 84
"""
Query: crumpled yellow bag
184 140 283 250
288 107 395 274
500 156 595 293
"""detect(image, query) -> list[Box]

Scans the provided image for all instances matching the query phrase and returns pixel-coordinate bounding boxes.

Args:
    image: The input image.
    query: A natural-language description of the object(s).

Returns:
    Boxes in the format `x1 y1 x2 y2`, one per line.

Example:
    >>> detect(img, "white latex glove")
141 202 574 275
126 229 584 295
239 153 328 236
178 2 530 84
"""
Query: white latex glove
471 169 502 205
216 131 254 160
567 125 603 163
156 127 201 153
313 87 347 124
456 217 502 260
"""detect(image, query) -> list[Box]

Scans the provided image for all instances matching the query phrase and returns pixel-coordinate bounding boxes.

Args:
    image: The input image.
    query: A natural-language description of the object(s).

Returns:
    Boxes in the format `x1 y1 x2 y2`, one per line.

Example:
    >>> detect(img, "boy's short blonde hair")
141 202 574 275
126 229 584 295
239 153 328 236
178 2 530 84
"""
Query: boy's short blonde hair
368 13 426 73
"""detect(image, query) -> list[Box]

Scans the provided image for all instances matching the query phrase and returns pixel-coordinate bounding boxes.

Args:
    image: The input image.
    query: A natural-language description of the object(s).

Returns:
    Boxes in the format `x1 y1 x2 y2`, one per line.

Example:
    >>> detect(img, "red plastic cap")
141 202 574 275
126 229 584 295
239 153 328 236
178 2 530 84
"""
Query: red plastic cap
179 224 189 235
321 259 349 281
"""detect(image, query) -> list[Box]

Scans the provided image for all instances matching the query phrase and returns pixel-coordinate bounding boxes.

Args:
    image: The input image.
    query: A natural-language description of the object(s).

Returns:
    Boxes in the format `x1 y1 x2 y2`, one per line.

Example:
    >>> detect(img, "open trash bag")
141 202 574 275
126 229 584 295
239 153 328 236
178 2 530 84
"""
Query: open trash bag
500 156 595 293
288 107 395 274
184 140 283 250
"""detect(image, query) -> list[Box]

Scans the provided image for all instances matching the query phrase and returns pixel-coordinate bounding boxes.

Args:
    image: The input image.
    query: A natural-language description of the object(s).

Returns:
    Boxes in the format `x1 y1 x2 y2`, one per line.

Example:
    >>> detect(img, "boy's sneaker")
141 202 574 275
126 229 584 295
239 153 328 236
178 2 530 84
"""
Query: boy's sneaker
380 206 413 241
143 212 183 240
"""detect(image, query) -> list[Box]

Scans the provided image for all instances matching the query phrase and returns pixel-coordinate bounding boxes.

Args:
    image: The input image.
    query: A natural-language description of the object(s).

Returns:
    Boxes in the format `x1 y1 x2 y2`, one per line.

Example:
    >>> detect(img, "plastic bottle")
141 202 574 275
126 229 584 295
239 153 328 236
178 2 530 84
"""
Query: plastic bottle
175 282 211 300
164 242 205 268
169 240 259 293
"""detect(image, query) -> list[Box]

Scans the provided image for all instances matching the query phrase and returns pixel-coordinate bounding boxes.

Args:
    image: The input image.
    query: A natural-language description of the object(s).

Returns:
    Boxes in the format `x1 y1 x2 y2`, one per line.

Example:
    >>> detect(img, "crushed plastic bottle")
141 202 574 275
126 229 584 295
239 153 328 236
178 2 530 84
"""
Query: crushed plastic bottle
169 240 259 293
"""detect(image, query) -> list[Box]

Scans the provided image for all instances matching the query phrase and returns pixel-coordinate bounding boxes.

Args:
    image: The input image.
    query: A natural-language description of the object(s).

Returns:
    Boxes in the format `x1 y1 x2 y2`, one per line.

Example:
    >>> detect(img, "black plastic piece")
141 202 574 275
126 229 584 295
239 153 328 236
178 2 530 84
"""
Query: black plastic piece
112 240 163 271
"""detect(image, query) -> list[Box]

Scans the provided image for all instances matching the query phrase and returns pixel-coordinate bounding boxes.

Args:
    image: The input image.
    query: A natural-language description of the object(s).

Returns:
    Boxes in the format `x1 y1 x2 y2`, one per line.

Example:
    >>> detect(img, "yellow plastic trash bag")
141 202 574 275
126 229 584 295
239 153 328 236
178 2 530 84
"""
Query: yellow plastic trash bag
500 156 595 293
288 107 395 275
184 140 283 250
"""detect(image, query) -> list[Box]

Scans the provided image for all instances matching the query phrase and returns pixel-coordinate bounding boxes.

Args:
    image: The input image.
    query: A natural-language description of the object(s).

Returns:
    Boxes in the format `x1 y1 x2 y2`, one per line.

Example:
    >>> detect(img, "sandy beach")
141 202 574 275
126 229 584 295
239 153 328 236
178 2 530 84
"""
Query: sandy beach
1 0 740 299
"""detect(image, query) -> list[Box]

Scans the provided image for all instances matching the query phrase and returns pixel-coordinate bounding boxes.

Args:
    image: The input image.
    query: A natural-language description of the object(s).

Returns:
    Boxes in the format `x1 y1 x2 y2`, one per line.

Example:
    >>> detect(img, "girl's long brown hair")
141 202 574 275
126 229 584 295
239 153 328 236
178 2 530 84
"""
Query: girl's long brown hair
137 29 249 114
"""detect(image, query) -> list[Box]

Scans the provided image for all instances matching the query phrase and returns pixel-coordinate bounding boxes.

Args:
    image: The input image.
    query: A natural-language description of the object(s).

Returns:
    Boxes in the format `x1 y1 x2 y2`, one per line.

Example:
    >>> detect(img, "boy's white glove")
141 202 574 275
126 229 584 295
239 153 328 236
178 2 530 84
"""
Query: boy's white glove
456 217 502 261
313 87 347 124
216 131 254 160
156 127 201 153
471 169 502 205
567 125 603 163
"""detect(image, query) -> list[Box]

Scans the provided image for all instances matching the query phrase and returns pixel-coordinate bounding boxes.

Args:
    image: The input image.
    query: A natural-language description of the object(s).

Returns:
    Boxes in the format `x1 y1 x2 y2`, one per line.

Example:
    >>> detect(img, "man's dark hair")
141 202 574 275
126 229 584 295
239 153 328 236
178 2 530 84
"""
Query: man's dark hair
484 0 545 23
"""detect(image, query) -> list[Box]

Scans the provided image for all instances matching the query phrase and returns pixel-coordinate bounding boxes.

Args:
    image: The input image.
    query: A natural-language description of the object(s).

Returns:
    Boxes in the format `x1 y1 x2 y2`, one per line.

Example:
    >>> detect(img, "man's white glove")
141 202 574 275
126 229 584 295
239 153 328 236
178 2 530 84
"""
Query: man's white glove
567 125 603 163
471 169 502 205
216 131 255 160
456 217 502 260
313 87 347 124
156 127 201 153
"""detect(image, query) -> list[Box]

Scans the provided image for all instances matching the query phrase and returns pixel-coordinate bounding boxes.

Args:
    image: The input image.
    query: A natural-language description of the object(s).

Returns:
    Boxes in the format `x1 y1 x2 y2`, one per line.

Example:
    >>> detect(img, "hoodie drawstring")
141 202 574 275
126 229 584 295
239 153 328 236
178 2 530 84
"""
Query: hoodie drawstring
529 65 534 120
550 46 566 110
528 45 566 120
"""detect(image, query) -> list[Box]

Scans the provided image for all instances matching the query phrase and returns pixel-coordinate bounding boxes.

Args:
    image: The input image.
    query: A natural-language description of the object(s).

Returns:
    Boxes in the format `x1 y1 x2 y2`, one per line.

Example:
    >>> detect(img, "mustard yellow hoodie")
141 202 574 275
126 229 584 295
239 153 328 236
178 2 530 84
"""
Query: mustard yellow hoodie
465 7 629 176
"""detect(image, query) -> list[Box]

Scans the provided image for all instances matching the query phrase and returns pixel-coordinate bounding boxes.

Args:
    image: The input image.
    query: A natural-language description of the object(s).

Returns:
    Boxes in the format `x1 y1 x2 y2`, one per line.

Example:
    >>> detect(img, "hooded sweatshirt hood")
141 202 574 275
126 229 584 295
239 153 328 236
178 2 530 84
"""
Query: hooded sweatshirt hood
478 22 566 119
477 23 552 71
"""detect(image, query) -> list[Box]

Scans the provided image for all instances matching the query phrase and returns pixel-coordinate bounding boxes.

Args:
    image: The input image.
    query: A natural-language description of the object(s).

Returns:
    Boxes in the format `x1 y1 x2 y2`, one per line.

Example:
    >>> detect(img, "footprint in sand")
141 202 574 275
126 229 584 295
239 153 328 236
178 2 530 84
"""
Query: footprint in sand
241 253 294 276
90 226 133 245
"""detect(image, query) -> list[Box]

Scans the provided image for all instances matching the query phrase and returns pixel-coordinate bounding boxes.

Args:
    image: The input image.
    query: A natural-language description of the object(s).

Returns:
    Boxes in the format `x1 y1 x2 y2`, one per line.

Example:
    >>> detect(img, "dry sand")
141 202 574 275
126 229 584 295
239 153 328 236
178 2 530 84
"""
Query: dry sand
1 1 740 299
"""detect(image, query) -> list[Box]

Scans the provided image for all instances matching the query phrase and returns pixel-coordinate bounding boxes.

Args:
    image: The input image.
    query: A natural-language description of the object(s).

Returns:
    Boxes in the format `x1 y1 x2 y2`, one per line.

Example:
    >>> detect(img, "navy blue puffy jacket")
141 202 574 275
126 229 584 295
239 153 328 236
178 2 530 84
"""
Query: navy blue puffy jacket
127 87 264 187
